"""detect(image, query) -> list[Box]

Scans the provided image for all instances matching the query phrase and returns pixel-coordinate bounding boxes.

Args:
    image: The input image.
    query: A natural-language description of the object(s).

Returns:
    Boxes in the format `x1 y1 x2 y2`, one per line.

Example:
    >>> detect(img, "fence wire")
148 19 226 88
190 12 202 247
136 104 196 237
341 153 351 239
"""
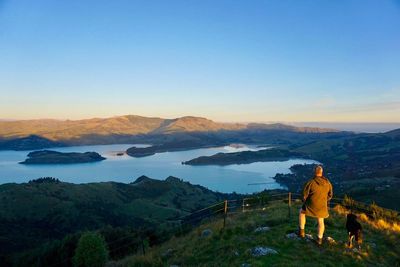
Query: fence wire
179 193 399 228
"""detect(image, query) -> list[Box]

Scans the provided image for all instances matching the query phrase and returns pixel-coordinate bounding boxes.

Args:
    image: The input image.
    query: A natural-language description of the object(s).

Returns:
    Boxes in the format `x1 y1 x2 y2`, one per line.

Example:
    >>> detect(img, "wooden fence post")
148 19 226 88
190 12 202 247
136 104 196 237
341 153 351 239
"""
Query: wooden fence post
223 200 228 228
142 239 146 255
242 199 245 213
288 192 292 219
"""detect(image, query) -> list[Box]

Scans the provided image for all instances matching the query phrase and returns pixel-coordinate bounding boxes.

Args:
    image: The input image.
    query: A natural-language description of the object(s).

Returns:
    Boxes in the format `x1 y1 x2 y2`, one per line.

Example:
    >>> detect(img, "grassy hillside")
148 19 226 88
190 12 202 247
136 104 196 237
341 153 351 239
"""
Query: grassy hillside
292 132 400 180
117 200 400 267
0 176 232 264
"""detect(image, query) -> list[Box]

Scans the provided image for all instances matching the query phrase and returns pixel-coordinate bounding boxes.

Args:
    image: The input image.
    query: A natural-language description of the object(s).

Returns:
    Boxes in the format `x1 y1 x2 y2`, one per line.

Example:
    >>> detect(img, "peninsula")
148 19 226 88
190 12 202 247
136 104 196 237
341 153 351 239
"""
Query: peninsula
182 148 306 166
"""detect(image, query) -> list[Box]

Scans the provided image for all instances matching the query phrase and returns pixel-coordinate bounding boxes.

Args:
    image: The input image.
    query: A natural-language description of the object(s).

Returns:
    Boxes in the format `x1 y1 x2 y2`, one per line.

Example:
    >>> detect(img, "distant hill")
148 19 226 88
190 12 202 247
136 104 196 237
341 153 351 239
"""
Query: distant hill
0 115 166 140
0 115 348 151
0 135 65 150
384 127 400 138
0 115 339 141
151 116 244 134
291 130 400 181
246 122 338 133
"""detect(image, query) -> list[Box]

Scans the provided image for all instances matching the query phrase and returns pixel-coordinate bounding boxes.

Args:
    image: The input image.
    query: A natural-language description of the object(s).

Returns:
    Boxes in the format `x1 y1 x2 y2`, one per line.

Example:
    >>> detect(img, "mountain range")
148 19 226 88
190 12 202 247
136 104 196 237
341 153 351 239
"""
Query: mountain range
0 115 349 150
0 115 339 140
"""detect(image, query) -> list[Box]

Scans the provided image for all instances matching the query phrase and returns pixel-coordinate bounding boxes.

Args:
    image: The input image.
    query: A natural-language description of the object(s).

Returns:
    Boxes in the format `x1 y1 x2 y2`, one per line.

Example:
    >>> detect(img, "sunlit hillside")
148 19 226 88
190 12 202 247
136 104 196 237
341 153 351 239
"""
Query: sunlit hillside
0 115 340 141
0 115 244 140
117 200 400 267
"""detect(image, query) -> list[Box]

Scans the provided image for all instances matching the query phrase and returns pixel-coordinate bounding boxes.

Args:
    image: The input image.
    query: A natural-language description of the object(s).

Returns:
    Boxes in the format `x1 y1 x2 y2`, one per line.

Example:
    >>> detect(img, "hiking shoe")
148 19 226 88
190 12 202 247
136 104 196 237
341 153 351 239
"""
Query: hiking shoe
316 237 323 246
297 228 305 238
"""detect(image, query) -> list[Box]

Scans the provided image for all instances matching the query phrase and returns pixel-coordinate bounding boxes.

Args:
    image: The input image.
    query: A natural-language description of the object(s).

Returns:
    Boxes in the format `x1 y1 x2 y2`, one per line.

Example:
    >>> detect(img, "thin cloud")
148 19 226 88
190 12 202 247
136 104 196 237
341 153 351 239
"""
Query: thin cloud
330 101 400 113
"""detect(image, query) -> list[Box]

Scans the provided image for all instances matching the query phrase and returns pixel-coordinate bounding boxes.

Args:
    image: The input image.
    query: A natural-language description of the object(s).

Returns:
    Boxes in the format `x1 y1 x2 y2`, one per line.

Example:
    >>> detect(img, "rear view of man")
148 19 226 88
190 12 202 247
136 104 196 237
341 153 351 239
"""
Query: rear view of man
298 165 333 245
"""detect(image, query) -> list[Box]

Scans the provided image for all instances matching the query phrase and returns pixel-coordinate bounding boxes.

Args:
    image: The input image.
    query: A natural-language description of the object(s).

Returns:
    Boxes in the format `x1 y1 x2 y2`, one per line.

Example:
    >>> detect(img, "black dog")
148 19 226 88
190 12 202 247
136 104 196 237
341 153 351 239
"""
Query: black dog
346 214 363 250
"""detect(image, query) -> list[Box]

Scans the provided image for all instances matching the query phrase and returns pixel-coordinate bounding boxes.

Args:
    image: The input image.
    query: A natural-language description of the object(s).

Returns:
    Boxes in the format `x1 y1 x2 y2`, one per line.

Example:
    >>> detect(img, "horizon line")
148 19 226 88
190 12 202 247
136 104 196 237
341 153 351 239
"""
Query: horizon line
1 114 400 125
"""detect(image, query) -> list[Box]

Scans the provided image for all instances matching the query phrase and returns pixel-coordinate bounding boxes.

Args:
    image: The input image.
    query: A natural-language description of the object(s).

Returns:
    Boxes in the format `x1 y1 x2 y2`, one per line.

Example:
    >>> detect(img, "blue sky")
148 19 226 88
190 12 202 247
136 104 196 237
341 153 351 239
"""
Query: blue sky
0 0 399 122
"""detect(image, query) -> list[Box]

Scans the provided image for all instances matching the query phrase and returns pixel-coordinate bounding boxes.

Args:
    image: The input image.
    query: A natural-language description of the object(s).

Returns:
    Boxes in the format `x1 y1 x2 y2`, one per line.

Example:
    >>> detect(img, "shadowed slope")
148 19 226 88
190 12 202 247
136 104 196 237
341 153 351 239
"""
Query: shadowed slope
0 176 230 260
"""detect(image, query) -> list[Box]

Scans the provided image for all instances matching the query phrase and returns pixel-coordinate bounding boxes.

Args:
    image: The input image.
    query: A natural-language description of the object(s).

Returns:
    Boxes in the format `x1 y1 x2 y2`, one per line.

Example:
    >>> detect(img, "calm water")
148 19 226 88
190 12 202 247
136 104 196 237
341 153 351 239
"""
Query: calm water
0 144 317 194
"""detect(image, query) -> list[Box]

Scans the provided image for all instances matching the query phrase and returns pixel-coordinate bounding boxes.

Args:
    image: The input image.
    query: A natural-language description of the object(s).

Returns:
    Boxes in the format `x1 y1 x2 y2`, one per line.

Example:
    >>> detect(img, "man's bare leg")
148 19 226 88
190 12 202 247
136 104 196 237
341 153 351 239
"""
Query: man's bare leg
298 209 306 237
317 218 325 239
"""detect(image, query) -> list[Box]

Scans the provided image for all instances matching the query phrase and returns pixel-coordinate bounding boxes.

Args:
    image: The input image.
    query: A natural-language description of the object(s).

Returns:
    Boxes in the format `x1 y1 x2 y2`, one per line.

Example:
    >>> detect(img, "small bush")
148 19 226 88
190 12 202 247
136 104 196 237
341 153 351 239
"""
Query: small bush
233 226 244 234
376 219 390 230
128 254 163 267
73 232 109 267
359 213 369 222
392 223 400 232
333 204 348 215
222 228 233 240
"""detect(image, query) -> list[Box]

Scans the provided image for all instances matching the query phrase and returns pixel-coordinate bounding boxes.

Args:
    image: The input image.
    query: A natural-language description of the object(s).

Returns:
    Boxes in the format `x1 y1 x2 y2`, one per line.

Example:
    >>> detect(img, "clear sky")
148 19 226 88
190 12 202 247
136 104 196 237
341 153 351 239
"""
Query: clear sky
0 0 399 122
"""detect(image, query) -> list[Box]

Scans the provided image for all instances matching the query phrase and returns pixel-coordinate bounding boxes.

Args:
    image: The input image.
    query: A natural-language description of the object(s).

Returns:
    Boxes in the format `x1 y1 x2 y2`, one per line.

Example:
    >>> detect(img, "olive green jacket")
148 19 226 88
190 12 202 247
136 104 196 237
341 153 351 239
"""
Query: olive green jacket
302 176 333 218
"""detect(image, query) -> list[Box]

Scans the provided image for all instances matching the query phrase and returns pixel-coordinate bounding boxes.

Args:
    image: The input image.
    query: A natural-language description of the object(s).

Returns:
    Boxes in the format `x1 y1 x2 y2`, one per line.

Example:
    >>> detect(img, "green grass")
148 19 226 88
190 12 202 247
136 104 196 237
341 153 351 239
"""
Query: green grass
118 201 400 267
340 177 400 211
0 176 227 260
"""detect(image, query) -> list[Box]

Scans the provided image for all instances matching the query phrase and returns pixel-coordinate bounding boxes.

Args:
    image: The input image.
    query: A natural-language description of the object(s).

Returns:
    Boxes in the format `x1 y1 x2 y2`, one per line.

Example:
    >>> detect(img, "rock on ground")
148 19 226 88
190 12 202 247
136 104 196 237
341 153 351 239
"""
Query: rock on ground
305 233 314 240
285 232 313 240
254 226 270 233
161 248 176 258
250 246 278 257
326 236 336 244
201 229 213 237
286 232 300 240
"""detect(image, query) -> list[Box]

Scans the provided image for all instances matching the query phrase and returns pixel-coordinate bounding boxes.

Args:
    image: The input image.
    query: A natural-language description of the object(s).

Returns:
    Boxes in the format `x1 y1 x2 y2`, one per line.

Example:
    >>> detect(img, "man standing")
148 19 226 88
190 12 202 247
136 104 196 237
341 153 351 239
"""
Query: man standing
298 165 333 245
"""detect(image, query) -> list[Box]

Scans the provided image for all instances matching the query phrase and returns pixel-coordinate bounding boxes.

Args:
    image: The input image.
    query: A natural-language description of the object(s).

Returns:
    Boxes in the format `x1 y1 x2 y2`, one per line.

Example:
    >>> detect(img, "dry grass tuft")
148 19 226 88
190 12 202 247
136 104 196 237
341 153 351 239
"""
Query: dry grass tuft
334 204 400 233
376 219 390 230
359 213 369 223
392 222 400 232
333 204 348 215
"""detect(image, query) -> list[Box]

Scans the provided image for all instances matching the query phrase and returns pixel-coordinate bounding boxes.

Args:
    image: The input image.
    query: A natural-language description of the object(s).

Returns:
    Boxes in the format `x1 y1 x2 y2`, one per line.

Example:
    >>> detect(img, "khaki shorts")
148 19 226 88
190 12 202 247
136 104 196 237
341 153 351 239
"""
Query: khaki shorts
300 205 306 214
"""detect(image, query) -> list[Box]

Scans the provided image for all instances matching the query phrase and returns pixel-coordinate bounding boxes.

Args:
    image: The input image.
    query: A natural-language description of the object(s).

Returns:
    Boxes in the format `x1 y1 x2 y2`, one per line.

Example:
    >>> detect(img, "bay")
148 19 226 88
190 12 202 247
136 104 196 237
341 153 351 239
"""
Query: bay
0 144 317 194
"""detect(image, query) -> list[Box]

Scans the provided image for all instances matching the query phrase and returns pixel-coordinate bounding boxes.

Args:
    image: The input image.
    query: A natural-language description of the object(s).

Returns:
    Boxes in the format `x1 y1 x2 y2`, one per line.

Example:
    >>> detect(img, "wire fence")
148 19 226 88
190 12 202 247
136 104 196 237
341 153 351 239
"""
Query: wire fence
178 192 400 229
